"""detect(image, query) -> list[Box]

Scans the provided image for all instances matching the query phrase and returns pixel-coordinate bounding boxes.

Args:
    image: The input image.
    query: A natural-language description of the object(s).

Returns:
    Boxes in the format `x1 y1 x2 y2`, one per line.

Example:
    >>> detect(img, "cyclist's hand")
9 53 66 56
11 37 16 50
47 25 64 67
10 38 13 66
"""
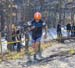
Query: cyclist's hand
44 34 47 39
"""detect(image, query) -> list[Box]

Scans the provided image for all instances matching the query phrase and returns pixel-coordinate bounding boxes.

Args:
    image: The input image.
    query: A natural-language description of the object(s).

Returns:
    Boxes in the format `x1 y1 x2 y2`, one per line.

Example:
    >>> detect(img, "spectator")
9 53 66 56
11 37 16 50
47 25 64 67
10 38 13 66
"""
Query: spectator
57 23 62 42
16 27 22 52
11 29 16 51
66 23 71 37
71 24 75 37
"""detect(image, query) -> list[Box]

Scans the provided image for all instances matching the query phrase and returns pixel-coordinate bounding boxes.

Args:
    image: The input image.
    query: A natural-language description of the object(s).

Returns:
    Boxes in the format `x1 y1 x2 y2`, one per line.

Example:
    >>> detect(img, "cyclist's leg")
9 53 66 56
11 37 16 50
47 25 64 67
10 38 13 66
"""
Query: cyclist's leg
32 39 37 53
36 37 43 58
32 37 41 60
32 39 37 60
36 37 41 53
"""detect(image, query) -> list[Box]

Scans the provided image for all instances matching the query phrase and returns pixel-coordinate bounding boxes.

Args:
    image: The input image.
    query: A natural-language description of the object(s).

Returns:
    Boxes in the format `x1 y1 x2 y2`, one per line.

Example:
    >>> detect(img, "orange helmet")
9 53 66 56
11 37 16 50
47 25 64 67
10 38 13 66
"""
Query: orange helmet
34 12 42 20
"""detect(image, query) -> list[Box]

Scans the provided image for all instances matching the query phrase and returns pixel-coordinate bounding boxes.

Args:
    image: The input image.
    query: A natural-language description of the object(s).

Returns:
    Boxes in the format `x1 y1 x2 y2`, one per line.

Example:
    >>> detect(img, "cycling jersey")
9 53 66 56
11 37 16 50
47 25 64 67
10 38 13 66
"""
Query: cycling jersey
28 20 46 42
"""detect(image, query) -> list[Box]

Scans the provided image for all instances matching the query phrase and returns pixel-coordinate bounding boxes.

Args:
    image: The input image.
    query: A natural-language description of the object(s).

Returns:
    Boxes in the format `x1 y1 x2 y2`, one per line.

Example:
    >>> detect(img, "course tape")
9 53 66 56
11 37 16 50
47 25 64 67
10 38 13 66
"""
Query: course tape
3 39 28 45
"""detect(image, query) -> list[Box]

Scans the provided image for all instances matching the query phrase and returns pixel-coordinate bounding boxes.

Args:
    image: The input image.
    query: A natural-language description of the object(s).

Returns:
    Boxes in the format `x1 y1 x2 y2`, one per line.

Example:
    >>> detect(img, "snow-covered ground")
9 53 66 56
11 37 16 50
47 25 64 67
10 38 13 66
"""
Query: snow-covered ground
0 41 75 68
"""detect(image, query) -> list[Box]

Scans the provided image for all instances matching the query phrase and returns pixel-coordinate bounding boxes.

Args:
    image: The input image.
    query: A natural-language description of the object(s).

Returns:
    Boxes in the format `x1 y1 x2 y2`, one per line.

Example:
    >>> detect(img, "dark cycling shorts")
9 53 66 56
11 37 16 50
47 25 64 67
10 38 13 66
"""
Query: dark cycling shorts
32 36 41 43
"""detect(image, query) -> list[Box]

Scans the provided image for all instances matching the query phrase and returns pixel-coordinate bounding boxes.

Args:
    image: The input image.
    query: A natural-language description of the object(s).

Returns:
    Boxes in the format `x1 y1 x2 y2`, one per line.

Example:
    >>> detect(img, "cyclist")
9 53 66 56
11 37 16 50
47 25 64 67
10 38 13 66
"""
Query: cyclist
27 12 48 61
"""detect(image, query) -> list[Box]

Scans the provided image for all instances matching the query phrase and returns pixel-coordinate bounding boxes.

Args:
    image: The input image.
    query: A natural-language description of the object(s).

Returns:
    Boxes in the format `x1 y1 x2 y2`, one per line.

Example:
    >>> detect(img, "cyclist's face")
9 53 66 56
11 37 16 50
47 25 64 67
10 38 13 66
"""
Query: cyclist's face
35 19 40 23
